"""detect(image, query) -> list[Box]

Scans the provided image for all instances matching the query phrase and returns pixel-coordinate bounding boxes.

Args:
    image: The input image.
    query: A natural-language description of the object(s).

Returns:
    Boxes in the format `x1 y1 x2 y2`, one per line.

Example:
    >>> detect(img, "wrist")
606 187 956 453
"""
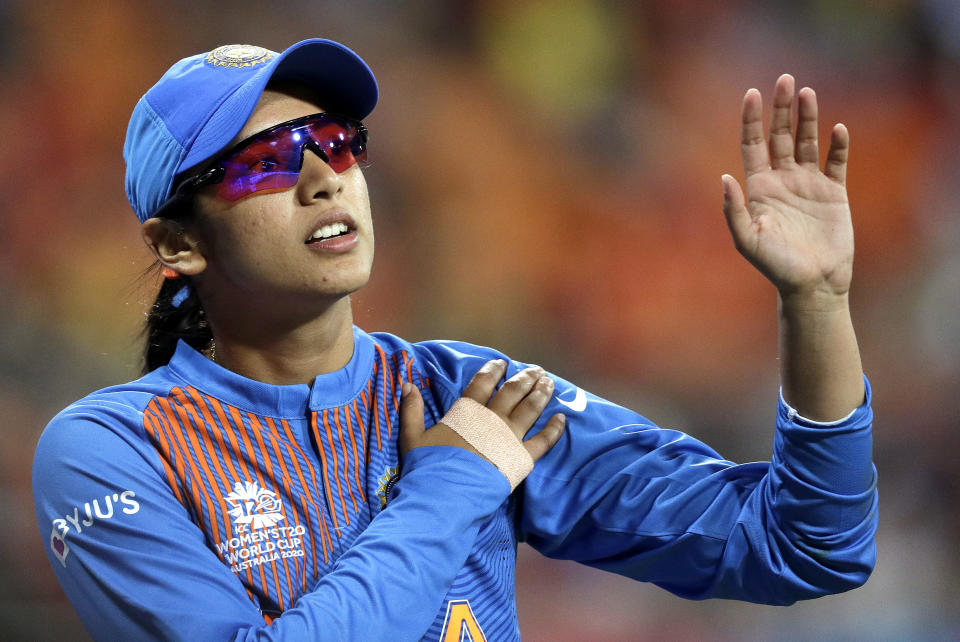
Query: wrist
778 288 850 316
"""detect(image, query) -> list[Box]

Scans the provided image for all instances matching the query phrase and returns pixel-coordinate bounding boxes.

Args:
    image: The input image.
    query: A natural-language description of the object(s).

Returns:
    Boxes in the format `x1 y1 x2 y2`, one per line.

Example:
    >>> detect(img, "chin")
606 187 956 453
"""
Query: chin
316 271 372 299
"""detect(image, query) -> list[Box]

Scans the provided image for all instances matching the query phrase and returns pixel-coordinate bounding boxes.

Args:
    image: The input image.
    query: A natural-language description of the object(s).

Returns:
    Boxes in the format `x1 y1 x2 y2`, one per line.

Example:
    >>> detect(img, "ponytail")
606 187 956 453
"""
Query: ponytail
143 276 212 373
143 277 213 374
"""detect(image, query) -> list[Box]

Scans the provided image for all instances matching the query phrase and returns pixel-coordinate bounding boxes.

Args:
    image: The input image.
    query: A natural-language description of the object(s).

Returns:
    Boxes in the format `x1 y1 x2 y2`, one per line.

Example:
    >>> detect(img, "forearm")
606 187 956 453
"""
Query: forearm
276 447 509 640
778 290 864 421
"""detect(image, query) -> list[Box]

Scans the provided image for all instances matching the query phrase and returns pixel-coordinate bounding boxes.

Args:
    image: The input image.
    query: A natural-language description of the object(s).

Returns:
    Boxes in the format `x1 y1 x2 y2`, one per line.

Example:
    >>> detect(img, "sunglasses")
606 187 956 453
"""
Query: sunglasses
156 112 368 216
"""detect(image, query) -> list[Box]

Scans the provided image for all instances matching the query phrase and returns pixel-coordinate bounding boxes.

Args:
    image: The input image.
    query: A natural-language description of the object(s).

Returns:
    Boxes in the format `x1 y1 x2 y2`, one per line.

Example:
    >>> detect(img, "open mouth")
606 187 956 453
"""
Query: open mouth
306 221 352 243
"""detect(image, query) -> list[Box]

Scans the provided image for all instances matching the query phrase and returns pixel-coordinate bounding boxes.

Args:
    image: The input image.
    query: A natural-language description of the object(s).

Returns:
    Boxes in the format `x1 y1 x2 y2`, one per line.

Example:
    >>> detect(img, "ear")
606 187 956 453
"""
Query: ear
141 218 208 276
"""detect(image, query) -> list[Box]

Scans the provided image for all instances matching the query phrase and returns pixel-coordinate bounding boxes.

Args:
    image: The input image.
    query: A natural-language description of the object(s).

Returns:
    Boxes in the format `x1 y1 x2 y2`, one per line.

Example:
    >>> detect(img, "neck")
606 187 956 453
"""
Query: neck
206 296 356 386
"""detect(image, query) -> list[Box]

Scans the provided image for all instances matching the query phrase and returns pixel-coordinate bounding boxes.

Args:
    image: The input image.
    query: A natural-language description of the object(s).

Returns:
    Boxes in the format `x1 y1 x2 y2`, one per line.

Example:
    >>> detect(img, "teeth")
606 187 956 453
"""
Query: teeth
311 222 349 240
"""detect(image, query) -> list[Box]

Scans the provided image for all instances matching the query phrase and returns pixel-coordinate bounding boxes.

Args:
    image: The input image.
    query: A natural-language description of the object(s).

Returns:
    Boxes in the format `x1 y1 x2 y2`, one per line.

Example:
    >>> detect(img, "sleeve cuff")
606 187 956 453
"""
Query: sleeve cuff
778 376 871 427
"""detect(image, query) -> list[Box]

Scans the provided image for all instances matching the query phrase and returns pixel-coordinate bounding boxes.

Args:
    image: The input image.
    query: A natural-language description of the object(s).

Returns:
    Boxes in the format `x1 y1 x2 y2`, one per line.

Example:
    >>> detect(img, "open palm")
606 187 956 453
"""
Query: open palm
722 74 854 298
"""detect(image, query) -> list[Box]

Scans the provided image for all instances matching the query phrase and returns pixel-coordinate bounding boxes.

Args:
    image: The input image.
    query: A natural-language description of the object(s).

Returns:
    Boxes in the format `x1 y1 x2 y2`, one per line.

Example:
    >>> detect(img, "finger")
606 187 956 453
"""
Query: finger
721 174 753 255
824 123 849 184
794 87 819 166
461 359 508 405
523 414 566 462
508 375 555 439
740 88 769 177
398 383 426 457
768 74 796 168
487 366 545 417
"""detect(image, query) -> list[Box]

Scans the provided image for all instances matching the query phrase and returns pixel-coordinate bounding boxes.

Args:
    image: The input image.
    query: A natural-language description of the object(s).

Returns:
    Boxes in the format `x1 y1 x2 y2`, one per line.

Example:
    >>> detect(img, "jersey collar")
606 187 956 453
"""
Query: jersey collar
165 326 377 417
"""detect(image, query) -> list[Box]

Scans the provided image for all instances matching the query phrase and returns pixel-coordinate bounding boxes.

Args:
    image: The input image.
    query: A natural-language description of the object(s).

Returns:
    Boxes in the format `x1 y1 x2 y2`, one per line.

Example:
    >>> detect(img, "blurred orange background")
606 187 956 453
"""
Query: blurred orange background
2 0 957 639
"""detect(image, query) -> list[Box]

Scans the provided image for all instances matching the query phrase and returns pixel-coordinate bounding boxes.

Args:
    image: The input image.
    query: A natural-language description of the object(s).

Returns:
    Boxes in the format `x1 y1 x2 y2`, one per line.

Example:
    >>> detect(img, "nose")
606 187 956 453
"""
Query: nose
296 143 343 204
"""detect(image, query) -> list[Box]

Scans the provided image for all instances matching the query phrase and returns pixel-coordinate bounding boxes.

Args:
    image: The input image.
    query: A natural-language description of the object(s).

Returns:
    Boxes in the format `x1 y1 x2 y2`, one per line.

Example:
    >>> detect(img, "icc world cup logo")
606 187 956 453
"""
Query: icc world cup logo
225 481 285 529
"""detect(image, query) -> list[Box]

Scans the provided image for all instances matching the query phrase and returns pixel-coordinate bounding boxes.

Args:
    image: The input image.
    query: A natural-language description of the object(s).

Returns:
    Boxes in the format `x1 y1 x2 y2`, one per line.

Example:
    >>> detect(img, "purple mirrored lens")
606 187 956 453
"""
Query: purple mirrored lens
214 114 366 201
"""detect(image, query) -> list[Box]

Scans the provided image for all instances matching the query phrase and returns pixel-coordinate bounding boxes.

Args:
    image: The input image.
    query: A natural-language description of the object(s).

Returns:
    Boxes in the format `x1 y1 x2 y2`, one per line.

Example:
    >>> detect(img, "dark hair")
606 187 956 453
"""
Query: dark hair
142 191 213 374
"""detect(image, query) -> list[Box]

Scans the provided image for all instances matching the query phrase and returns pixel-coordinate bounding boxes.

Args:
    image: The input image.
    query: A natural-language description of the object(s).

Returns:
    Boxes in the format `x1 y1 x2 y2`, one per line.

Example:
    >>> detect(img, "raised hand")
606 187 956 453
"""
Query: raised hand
721 74 854 300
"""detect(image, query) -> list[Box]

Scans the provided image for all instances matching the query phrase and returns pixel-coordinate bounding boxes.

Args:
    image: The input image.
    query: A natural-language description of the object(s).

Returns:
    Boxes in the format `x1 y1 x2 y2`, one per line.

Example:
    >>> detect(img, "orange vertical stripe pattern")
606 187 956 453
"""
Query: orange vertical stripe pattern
243 413 289 607
344 404 365 502
277 418 327 573
201 396 262 590
376 345 397 439
332 410 360 514
142 413 186 504
310 411 341 537
222 397 279 608
136 342 427 617
260 417 303 608
321 410 351 527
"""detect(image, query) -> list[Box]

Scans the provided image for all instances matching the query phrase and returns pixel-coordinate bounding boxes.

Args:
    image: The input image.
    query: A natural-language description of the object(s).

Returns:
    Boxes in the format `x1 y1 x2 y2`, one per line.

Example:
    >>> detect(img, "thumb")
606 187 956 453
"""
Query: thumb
398 383 425 458
721 174 753 253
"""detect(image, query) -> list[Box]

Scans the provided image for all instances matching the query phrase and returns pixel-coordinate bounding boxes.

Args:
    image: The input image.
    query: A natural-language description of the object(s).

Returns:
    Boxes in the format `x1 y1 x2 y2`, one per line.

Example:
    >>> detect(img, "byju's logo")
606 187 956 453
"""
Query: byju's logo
225 481 285 529
49 490 140 567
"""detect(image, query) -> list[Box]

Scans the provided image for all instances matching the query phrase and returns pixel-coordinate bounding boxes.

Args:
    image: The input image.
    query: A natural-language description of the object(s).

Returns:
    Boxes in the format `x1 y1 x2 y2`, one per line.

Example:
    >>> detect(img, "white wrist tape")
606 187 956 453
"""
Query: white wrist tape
441 398 534 490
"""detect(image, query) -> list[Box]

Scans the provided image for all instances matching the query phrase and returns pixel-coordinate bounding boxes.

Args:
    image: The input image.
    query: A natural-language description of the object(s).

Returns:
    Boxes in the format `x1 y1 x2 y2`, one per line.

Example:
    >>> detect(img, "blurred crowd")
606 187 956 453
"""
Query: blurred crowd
1 0 957 639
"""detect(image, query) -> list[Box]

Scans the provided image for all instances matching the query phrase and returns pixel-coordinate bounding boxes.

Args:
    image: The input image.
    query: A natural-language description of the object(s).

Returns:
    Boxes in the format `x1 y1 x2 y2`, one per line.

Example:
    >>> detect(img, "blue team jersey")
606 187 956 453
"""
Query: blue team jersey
32 327 877 641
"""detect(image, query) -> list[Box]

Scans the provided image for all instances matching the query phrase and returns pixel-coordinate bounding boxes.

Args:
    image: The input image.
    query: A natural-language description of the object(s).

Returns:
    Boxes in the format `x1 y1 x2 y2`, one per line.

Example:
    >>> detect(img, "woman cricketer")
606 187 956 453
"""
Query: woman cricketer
33 39 876 641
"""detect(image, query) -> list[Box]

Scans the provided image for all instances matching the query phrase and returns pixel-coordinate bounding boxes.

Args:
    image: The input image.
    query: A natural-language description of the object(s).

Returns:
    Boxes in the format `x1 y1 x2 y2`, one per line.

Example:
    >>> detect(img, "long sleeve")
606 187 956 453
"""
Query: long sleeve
414 340 877 606
519 377 877 605
33 401 509 641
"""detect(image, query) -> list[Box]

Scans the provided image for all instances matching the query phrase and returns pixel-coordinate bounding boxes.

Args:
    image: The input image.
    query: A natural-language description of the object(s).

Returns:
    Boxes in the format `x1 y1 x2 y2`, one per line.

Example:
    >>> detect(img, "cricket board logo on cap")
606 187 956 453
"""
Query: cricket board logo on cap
206 44 277 68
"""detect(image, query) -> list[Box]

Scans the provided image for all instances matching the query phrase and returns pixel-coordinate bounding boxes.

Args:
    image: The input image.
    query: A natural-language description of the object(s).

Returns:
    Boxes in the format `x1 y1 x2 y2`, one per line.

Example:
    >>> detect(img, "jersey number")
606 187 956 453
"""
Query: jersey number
439 599 486 642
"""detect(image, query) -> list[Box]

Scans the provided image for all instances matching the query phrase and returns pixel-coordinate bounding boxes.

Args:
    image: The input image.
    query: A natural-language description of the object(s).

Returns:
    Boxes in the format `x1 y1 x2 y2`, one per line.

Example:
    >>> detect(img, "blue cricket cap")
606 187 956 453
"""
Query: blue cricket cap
123 39 378 223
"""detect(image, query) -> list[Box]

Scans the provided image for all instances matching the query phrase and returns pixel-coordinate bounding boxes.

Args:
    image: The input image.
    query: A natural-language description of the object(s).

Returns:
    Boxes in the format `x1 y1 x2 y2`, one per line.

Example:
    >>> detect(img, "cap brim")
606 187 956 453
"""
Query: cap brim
180 38 378 174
